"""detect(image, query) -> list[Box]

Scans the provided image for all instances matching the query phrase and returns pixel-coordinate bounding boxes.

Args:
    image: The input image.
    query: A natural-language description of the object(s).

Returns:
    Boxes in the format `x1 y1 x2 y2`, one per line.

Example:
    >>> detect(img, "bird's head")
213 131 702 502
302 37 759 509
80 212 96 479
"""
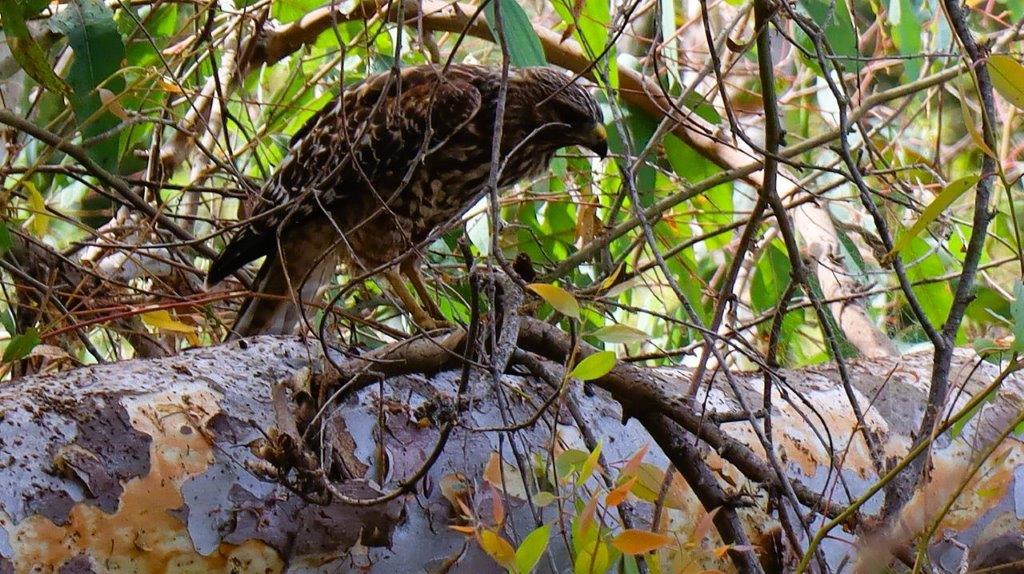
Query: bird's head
512 67 608 159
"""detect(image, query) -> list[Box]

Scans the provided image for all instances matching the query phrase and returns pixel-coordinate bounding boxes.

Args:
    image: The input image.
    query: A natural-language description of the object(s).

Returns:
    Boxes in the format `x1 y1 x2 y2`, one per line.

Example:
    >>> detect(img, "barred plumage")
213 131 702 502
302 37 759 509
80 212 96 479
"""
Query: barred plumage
206 64 607 337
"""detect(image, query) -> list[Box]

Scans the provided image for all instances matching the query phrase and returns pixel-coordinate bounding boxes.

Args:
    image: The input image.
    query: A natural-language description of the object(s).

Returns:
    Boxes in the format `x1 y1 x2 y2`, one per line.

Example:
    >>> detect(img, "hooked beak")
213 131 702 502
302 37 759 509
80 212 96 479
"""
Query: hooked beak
583 123 608 159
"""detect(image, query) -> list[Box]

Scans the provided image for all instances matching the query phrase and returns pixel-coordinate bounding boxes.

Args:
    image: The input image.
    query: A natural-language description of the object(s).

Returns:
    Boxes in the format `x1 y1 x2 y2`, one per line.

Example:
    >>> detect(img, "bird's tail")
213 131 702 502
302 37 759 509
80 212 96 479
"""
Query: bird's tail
227 242 339 340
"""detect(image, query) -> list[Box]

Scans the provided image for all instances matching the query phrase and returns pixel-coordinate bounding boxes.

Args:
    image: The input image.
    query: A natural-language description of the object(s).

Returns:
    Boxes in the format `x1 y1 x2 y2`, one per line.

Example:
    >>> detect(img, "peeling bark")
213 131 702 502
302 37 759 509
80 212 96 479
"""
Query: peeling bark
0 337 1020 572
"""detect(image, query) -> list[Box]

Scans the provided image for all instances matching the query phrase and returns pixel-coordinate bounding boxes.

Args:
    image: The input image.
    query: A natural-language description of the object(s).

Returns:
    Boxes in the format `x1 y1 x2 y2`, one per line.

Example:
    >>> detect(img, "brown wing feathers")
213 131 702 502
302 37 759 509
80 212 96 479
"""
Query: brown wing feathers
207 66 488 336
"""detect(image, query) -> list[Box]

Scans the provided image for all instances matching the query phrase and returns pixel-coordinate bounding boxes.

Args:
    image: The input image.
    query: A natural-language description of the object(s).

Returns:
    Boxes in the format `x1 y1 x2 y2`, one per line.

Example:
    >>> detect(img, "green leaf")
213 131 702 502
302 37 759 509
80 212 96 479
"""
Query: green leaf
23 0 49 16
51 0 126 172
515 524 551 574
590 324 650 344
3 328 40 363
0 311 14 335
576 440 603 485
533 491 557 507
805 272 859 359
951 385 998 439
0 0 68 94
902 237 954 329
484 0 547 67
0 222 12 257
663 135 721 183
570 351 616 381
1011 281 1024 352
750 241 792 312
885 176 978 263
556 449 589 478
551 0 614 85
888 0 921 80
272 0 329 23
989 54 1024 111
527 283 580 318
798 0 858 66
573 540 610 574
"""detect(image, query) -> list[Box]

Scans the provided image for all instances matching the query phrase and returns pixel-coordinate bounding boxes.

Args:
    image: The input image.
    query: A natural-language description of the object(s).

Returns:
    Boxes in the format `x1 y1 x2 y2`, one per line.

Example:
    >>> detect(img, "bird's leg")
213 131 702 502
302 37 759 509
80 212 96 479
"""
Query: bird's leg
384 268 442 330
400 257 445 320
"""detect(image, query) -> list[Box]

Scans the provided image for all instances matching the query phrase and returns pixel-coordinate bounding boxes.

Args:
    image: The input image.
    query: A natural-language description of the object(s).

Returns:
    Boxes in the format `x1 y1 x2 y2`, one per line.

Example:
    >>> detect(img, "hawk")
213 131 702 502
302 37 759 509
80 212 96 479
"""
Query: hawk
205 64 607 337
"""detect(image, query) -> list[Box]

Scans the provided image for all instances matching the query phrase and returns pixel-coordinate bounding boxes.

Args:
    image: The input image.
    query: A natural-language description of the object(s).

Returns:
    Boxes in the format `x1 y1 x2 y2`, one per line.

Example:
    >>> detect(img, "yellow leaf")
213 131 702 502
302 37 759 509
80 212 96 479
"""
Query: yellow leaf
599 263 624 291
631 464 687 509
158 77 184 93
141 309 196 334
574 540 610 574
606 476 637 506
478 529 516 569
527 283 580 318
22 182 48 237
988 54 1024 110
955 81 996 158
577 440 603 486
591 324 650 344
611 530 675 555
883 175 978 264
99 88 129 120
483 452 529 500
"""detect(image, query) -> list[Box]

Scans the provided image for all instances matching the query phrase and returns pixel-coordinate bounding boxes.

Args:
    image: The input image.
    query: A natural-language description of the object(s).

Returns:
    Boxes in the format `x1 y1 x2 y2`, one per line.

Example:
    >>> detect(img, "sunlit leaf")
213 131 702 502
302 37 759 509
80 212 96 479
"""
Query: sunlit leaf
478 529 516 569
527 283 580 318
632 464 686 508
611 529 674 555
988 54 1024 111
484 452 529 500
22 183 49 237
590 324 650 344
605 476 637 506
556 448 589 478
570 351 616 381
551 0 615 86
574 540 610 574
515 524 551 574
484 0 547 67
533 491 557 507
577 440 603 485
273 0 331 23
141 310 196 334
3 328 40 363
884 176 978 263
900 237 954 329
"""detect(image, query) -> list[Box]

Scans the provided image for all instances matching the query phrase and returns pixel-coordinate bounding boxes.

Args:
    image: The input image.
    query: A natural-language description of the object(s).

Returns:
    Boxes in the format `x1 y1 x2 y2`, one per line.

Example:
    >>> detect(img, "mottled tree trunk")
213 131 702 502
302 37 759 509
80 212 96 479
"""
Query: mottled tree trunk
0 336 1018 572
